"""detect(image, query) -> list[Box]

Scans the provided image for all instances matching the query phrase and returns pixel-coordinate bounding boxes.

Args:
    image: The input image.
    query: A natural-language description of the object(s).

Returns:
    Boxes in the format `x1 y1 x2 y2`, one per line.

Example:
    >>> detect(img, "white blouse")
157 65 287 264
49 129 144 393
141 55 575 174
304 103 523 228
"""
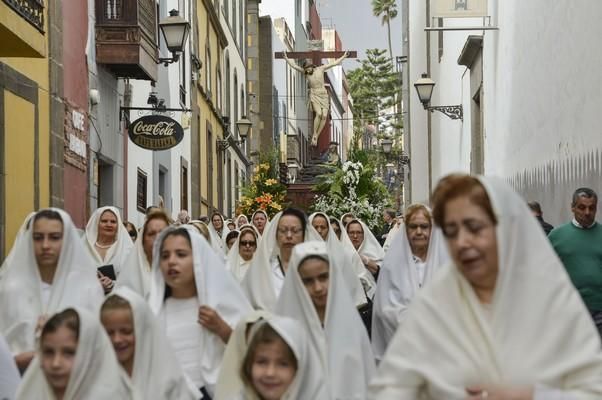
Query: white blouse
165 297 203 387
270 257 285 297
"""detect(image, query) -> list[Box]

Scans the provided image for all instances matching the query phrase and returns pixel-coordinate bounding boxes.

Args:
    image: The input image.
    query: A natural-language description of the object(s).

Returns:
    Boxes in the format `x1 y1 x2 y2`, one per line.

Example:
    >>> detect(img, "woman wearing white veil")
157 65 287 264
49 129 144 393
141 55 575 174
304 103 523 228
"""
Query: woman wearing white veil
16 307 137 399
242 208 322 311
149 225 252 397
250 210 270 237
309 212 368 307
215 312 328 400
84 206 134 280
226 224 260 283
370 175 602 399
343 219 385 283
0 209 104 370
235 214 249 229
207 212 231 256
371 204 450 362
338 219 378 298
275 241 376 400
116 210 171 299
102 287 200 400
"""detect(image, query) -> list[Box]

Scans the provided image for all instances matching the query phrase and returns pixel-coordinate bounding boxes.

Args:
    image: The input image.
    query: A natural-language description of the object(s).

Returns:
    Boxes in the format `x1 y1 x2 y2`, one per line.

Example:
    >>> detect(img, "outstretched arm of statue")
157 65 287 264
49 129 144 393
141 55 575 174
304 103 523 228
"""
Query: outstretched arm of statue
323 51 349 70
283 51 305 72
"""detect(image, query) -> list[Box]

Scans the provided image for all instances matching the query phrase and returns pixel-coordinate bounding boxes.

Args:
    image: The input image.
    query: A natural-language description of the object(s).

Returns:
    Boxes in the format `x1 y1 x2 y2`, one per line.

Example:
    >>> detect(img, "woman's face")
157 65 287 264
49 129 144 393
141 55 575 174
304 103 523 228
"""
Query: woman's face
239 231 257 261
212 214 223 230
143 218 168 262
276 215 304 251
99 210 118 240
33 218 64 270
346 222 364 250
330 221 341 239
101 308 136 368
253 213 267 233
237 216 249 226
406 211 432 255
159 235 196 295
251 340 297 400
311 215 329 241
442 196 499 294
298 258 330 313
40 326 77 395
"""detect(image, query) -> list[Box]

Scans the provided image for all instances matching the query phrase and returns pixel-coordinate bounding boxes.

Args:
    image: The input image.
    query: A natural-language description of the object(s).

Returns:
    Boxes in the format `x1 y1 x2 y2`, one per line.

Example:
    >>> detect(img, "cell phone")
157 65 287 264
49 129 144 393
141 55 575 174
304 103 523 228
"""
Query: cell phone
97 264 116 281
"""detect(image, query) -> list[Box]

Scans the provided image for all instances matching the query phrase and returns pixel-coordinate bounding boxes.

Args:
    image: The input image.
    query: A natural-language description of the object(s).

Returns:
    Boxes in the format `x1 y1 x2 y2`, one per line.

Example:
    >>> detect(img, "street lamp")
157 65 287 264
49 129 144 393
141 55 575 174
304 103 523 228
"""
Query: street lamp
158 10 191 66
381 138 393 154
413 73 463 121
217 116 252 152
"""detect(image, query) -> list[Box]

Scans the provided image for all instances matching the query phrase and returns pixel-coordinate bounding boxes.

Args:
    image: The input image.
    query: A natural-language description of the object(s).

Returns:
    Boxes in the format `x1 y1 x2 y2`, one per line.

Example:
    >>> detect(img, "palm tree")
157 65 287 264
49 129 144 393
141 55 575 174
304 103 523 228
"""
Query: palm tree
371 0 398 63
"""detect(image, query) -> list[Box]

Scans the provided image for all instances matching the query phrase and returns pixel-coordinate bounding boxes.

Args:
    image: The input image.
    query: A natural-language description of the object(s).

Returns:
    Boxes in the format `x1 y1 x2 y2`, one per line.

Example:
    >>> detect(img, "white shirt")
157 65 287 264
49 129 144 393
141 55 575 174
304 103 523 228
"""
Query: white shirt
271 257 285 297
40 281 52 308
412 256 427 288
165 297 203 387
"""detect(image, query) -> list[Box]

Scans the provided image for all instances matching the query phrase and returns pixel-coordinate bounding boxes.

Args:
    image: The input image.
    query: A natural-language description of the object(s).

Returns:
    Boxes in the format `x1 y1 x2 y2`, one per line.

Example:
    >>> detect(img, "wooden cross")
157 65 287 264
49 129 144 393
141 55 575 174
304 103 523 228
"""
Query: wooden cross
274 50 357 66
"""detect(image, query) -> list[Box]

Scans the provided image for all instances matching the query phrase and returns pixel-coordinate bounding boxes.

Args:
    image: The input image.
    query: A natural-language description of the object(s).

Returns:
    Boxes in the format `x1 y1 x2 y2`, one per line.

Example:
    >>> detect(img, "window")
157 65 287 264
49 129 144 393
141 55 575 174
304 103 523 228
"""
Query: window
235 162 240 210
217 71 222 112
239 0 244 50
206 124 214 207
232 0 237 40
180 50 187 106
136 168 148 212
225 56 231 118
233 72 239 121
181 158 189 211
206 47 212 96
224 0 229 21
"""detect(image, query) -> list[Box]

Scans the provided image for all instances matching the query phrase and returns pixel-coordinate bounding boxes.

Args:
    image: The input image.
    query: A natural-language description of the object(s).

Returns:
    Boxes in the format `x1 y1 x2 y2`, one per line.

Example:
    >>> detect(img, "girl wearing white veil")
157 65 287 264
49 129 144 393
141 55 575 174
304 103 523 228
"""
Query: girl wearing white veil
343 219 385 283
16 307 137 400
215 313 328 400
371 204 450 362
242 208 321 311
370 175 602 399
275 241 376 400
0 209 104 371
207 212 231 256
309 212 368 307
84 206 134 286
101 287 200 400
149 225 252 397
116 210 171 299
250 210 269 237
235 214 249 229
226 225 260 283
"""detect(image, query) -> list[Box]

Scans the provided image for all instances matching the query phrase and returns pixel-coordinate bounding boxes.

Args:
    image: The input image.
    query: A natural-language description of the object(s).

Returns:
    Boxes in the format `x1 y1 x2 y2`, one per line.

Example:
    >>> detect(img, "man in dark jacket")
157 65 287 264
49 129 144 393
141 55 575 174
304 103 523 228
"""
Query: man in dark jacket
528 201 554 235
379 209 396 246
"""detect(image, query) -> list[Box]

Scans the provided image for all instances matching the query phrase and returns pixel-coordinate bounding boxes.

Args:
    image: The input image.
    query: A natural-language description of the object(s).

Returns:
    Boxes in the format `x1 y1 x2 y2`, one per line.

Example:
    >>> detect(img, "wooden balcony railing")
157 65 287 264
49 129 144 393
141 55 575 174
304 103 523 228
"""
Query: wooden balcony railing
2 0 44 32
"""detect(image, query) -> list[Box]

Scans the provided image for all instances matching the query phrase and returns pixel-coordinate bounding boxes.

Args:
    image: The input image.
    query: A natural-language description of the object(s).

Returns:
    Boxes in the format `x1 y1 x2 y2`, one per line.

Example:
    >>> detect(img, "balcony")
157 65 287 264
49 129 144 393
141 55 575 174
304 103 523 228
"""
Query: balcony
95 0 158 81
0 0 45 57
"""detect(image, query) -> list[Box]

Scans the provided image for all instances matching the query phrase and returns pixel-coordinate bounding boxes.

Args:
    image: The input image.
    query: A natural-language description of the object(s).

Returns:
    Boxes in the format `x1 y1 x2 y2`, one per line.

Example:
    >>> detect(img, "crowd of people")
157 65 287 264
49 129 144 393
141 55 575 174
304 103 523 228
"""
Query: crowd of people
1 174 602 400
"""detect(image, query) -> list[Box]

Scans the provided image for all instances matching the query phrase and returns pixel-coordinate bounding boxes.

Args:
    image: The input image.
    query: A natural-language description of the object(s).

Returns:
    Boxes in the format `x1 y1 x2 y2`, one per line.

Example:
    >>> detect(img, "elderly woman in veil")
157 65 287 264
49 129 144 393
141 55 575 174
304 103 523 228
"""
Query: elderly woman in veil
370 174 602 400
371 204 449 362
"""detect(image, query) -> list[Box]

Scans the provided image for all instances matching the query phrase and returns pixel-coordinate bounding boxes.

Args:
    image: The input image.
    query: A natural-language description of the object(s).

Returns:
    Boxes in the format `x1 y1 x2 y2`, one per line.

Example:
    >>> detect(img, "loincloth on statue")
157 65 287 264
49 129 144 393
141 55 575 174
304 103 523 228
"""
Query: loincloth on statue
309 88 330 113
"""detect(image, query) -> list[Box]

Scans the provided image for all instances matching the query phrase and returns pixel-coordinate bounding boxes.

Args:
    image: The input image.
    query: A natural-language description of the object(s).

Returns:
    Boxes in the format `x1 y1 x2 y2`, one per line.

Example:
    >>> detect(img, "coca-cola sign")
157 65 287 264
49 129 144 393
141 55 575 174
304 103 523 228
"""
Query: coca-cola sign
128 115 184 151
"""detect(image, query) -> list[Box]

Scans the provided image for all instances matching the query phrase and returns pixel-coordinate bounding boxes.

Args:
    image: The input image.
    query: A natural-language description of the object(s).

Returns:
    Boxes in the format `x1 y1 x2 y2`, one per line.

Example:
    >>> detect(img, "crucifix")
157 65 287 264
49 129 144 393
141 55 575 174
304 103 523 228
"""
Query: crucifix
275 46 357 147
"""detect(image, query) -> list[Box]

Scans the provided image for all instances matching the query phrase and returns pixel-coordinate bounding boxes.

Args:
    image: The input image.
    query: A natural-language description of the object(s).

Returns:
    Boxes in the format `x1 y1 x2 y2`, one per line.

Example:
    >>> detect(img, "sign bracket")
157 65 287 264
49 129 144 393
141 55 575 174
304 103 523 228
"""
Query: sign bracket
426 15 498 32
120 106 192 123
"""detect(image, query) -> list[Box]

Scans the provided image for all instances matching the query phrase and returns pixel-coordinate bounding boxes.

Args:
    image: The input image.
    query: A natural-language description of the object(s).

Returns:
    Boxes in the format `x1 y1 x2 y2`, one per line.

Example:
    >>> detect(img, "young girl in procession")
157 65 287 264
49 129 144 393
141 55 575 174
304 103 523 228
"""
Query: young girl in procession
149 225 252 398
0 209 104 372
215 313 328 400
85 206 134 292
275 241 376 400
16 307 136 399
101 287 200 399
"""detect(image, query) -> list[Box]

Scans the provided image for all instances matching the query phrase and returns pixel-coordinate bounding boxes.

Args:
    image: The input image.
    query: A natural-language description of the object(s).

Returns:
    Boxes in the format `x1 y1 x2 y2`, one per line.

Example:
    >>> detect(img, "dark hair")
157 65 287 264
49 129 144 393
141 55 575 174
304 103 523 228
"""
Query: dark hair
346 220 364 233
431 174 497 227
527 201 543 215
41 308 80 342
384 209 396 219
329 218 341 229
30 209 63 229
280 208 307 234
101 294 131 315
160 228 193 299
123 221 137 240
241 322 297 392
572 187 598 207
312 213 329 225
226 230 240 243
299 254 329 268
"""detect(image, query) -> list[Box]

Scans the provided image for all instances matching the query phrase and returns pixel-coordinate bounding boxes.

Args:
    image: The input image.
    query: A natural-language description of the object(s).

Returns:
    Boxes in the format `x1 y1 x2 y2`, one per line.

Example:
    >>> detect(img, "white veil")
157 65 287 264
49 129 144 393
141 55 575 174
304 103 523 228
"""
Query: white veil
207 213 231 256
225 224 260 283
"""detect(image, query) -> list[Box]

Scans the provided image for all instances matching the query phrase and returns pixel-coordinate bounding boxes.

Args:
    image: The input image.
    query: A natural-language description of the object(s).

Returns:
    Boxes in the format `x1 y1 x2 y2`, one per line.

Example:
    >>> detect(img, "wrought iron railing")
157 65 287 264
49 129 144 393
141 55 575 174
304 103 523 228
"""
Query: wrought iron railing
2 0 44 32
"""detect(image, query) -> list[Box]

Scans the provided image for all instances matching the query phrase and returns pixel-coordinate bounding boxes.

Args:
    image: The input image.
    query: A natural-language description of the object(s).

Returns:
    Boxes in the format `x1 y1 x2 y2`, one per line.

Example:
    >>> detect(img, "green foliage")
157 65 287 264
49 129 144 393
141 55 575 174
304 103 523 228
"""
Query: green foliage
371 0 398 61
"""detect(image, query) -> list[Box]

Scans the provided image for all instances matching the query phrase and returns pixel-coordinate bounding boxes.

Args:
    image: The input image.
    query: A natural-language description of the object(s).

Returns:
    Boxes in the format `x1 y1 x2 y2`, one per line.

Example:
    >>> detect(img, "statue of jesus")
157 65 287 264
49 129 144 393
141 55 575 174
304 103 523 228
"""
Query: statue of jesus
283 51 349 146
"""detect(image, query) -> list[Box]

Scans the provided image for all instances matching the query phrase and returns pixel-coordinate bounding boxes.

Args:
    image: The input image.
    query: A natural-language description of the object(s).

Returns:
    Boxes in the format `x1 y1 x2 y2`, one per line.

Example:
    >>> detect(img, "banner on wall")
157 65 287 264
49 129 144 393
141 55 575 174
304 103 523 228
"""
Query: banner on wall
432 0 488 18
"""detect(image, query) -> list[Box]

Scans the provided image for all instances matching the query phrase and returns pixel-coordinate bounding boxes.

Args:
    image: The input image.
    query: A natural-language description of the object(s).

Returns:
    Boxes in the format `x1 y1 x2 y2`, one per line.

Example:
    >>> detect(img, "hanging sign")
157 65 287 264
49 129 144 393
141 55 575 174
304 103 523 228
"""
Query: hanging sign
432 0 488 18
128 115 184 151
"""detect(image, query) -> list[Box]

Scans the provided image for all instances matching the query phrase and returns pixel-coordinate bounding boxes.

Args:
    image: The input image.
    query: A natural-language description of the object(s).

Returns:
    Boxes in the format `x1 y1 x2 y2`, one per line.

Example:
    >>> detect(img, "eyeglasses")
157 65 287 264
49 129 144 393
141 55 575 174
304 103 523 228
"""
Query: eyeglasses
240 240 257 247
277 227 303 236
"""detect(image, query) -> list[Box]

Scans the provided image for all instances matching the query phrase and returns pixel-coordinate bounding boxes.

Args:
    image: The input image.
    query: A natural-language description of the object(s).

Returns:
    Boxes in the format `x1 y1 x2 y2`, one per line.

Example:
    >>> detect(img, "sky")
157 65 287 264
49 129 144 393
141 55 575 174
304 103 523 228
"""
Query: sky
315 0 403 71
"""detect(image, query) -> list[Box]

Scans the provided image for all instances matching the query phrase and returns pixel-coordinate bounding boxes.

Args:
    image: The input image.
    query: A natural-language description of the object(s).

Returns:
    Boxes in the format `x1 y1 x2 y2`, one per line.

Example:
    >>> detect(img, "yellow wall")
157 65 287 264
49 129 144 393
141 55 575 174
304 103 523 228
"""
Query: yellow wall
4 91 35 250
